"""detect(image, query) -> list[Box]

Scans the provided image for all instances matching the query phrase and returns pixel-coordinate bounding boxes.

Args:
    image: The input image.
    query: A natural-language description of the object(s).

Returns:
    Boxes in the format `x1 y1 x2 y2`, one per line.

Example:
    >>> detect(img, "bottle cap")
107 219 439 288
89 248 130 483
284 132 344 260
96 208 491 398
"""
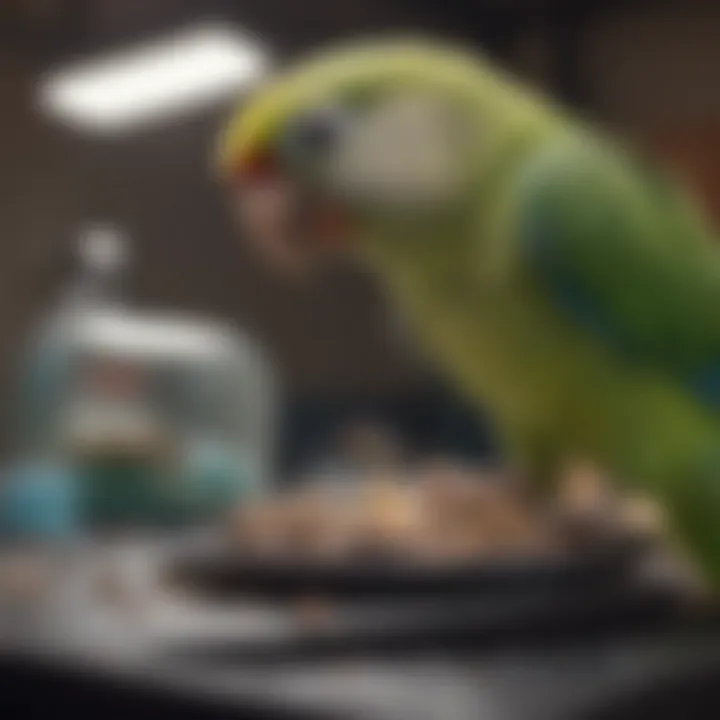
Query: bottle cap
79 225 128 275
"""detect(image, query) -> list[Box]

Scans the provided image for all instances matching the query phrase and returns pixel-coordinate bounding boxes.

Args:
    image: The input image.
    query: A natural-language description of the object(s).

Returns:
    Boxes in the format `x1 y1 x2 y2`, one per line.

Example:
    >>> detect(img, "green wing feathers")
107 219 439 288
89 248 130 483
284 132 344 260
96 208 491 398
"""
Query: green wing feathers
519 139 720 407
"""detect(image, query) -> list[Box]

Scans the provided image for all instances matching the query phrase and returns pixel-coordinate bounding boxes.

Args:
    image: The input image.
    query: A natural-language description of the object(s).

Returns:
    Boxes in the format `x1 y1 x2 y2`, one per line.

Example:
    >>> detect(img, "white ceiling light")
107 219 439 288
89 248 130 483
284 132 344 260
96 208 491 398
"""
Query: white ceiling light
39 23 269 134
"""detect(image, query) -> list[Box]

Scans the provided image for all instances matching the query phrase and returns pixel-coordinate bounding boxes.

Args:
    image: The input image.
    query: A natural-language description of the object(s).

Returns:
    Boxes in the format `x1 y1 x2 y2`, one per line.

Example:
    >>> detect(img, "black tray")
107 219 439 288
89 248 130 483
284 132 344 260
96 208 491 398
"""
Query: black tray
167 544 642 601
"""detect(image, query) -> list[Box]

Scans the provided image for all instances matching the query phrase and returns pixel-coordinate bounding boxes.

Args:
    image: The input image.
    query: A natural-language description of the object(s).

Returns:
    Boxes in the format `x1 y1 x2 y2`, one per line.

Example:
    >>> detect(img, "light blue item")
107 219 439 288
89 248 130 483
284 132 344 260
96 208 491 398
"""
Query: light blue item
182 438 257 514
1 460 79 539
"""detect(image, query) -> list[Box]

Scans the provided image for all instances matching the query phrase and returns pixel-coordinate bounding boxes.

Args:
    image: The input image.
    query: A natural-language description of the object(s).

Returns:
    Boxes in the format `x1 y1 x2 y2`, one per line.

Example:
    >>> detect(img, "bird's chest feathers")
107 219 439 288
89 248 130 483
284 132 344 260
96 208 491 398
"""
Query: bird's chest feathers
371 234 595 425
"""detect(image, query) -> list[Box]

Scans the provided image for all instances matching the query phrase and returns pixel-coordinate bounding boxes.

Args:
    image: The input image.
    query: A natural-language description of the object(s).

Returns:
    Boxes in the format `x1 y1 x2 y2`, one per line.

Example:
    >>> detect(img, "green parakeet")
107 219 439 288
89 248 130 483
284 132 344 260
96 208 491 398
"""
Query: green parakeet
217 39 720 587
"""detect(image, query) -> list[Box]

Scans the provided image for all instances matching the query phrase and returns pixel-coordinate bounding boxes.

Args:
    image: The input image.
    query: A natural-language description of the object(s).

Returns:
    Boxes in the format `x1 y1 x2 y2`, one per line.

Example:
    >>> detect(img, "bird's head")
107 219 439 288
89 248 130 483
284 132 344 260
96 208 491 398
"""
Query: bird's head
216 38 553 274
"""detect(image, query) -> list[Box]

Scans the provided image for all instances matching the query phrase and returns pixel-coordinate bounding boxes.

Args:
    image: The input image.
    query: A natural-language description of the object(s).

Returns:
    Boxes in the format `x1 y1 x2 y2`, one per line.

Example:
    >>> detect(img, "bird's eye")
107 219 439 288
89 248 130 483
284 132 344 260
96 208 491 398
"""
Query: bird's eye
282 106 353 163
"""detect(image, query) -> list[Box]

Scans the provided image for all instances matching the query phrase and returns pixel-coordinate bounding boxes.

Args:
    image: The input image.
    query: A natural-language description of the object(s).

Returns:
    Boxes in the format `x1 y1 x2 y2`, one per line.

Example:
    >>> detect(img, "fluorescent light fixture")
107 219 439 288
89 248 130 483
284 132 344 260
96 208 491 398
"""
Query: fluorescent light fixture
40 23 268 133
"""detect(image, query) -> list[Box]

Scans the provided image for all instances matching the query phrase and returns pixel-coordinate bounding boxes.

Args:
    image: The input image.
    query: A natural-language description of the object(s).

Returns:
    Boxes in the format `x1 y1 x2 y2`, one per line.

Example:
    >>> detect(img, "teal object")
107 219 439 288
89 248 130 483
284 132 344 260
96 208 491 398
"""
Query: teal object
78 459 171 526
1 461 79 539
182 439 256 515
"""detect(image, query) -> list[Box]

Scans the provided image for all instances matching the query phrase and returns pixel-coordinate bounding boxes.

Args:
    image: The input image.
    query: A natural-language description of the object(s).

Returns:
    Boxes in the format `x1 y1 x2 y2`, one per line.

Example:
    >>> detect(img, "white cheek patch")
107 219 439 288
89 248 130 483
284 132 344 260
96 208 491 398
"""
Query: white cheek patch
332 96 465 205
